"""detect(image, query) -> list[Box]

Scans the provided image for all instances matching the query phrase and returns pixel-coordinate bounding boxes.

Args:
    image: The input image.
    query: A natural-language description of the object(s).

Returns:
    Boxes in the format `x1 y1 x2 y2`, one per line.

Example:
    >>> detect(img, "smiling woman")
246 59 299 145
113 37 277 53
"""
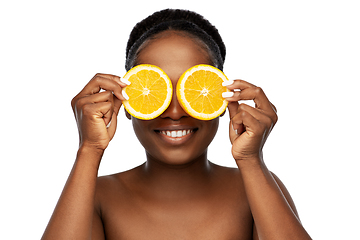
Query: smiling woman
41 8 312 240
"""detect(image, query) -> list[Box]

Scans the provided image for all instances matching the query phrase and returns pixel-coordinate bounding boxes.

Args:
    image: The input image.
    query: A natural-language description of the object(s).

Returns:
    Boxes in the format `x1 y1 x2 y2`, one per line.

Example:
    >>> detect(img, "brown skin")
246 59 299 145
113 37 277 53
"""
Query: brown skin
42 31 311 239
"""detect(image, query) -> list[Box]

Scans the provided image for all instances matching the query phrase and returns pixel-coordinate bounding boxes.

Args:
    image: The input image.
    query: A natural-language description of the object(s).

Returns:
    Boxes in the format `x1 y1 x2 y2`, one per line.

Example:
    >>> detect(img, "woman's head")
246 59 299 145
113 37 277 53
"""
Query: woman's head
125 9 226 71
125 9 226 165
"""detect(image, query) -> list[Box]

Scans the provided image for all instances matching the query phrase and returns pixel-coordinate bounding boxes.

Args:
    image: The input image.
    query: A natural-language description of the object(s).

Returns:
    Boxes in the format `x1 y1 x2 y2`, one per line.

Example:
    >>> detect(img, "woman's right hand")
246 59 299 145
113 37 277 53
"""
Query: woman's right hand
71 73 128 151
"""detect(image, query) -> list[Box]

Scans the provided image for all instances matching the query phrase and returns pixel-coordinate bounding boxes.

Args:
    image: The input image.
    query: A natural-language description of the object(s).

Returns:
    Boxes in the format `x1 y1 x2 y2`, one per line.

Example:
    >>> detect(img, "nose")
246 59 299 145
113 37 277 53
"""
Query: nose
160 88 188 120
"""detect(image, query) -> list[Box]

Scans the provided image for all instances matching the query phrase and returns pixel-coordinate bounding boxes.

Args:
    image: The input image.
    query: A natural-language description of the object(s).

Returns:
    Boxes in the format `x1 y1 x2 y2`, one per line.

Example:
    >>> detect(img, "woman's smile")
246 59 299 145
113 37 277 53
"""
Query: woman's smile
153 123 198 145
146 111 202 143
159 129 194 138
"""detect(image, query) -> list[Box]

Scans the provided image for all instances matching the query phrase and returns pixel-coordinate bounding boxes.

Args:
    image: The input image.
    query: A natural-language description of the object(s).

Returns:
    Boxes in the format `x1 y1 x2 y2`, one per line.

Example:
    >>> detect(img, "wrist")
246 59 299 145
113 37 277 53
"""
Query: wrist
235 154 266 172
76 144 104 168
79 142 105 155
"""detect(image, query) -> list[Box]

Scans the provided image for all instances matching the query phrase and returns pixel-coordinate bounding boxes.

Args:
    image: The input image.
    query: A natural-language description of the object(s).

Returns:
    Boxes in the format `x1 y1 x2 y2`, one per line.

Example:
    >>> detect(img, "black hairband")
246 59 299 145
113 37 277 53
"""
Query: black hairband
125 20 224 71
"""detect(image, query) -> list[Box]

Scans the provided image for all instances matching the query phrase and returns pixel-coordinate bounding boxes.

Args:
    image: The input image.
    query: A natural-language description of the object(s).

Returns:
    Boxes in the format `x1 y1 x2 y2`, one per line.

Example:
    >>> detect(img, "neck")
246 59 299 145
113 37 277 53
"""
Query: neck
140 150 214 199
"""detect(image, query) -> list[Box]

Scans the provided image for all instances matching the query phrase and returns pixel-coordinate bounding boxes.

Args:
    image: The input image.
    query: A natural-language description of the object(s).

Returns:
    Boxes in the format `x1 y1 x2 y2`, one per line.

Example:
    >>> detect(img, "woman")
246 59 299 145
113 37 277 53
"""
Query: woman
42 9 311 239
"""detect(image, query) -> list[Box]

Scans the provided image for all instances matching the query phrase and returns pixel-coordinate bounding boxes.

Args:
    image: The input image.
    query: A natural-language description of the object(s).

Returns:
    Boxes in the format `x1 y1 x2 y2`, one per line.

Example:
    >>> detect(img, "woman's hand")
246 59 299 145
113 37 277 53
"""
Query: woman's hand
71 73 128 151
223 80 278 162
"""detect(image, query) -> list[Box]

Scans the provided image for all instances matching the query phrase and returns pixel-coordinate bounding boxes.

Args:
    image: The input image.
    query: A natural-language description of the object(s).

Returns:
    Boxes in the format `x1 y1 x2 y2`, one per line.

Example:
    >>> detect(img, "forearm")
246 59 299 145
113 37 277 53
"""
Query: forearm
41 146 103 240
237 158 311 240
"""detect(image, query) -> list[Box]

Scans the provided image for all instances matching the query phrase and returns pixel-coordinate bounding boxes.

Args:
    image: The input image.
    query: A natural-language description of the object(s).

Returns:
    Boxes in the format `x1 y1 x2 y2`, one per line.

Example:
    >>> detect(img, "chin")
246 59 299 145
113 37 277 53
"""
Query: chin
146 147 207 167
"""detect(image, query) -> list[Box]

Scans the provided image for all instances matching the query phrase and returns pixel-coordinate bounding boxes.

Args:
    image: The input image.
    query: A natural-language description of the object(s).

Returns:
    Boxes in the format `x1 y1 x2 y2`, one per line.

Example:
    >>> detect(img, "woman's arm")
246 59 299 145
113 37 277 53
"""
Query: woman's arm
41 147 104 240
223 80 311 239
240 161 310 240
41 74 126 240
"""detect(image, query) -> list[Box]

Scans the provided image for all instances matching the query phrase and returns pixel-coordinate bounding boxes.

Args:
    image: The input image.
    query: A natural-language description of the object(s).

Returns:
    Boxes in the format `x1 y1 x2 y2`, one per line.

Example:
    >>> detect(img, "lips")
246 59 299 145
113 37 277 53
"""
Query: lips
154 125 198 144
159 129 193 138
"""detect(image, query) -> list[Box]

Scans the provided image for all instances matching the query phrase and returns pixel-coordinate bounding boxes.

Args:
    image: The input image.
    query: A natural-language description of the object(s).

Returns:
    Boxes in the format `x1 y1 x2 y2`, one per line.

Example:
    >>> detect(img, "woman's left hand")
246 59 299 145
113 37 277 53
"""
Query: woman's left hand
223 80 278 162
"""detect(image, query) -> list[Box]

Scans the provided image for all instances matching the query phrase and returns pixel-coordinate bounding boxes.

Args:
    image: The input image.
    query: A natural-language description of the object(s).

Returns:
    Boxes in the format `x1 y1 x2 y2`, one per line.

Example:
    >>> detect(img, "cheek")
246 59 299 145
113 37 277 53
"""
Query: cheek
131 118 167 157
200 119 219 145
132 118 152 148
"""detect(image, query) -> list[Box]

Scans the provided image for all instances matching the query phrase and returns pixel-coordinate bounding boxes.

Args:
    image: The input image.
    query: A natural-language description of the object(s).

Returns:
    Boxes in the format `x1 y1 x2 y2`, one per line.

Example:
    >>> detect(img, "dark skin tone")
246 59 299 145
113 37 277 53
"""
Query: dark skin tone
42 31 311 239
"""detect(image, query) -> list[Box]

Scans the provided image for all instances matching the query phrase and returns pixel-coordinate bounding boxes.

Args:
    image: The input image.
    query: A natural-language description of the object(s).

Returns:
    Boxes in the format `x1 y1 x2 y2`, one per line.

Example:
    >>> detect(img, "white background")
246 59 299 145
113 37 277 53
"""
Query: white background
1 0 359 239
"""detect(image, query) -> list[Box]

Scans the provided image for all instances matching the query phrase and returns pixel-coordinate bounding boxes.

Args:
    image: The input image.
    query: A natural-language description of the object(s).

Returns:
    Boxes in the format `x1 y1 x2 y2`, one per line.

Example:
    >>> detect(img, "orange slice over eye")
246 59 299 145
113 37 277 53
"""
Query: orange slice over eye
122 64 173 120
176 64 231 120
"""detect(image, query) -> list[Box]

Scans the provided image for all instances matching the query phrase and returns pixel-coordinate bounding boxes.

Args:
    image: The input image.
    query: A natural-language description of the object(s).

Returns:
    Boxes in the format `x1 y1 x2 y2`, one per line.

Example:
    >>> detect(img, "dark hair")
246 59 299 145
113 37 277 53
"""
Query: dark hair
125 9 226 71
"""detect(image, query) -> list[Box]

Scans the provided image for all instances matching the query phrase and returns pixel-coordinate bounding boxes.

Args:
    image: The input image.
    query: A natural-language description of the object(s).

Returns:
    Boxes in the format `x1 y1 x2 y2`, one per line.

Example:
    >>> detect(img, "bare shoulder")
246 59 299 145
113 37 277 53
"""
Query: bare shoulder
208 162 248 201
270 171 300 218
96 166 140 188
94 164 144 207
210 162 244 183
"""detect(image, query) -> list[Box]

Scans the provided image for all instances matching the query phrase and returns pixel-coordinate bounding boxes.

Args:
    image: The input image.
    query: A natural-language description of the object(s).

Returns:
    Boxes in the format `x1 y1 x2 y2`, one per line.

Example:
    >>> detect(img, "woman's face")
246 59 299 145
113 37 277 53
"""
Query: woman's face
130 31 220 165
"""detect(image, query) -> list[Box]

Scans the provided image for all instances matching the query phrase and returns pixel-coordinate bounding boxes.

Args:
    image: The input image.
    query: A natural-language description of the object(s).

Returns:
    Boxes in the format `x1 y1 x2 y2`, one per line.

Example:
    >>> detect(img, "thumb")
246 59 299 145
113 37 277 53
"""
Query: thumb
107 96 122 140
227 101 239 119
227 101 247 144
113 96 122 117
227 101 239 143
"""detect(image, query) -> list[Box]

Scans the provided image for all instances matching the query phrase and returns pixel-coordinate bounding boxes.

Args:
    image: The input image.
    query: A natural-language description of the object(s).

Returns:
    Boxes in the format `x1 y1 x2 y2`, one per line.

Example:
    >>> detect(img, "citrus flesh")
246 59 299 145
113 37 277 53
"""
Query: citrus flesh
176 64 231 120
122 64 173 120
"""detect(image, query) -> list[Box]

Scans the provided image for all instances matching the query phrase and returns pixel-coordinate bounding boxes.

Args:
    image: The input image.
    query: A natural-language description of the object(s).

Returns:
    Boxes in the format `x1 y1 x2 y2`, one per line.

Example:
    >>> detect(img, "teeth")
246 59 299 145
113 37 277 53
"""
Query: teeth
160 130 193 138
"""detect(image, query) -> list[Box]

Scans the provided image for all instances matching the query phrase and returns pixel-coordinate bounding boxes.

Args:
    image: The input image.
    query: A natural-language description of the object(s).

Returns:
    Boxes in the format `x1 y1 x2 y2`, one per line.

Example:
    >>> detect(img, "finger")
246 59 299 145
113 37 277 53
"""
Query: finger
227 101 242 143
225 87 272 111
234 103 275 131
74 91 115 129
229 102 277 142
81 100 113 124
74 90 114 112
229 118 245 143
270 102 277 113
95 101 114 127
72 79 119 111
107 111 118 140
229 104 256 141
113 95 122 116
229 109 260 143
227 100 239 120
107 95 122 131
224 82 274 113
224 79 257 91
79 74 126 101
232 107 264 133
96 73 123 85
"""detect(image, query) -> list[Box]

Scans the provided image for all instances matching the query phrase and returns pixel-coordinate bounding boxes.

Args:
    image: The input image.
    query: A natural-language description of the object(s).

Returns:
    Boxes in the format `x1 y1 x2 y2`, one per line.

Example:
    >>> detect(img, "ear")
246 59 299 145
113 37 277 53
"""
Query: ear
125 108 131 120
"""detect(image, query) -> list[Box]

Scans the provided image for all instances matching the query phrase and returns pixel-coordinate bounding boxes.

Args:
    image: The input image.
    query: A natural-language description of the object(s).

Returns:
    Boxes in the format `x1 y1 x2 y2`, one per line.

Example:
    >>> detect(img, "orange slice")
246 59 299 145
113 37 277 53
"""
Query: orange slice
122 64 172 120
176 64 231 120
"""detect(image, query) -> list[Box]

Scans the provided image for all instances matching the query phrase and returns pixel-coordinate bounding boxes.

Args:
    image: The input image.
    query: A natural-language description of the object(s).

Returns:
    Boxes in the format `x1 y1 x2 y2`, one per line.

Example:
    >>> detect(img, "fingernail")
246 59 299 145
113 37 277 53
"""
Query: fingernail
222 80 234 86
121 78 131 85
231 123 238 135
122 90 129 100
222 92 234 98
107 120 112 128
